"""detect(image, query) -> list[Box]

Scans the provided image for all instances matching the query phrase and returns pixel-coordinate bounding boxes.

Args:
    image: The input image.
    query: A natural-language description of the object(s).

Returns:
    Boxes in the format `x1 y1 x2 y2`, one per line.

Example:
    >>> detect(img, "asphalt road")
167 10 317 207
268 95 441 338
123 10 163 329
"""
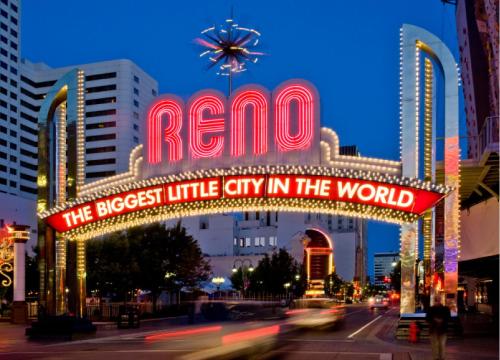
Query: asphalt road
1 304 405 360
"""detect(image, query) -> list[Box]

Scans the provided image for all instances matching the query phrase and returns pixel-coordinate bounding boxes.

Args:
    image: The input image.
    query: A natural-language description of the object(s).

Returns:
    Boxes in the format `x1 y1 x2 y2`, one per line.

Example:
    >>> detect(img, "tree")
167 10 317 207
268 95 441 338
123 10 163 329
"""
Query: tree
236 248 304 296
129 222 211 309
25 248 39 298
86 222 211 310
324 272 344 297
390 260 401 292
86 231 140 302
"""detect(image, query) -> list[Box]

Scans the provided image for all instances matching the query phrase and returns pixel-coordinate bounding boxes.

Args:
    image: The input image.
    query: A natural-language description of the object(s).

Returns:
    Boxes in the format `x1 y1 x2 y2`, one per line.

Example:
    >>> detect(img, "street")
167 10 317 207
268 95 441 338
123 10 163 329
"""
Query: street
1 304 497 359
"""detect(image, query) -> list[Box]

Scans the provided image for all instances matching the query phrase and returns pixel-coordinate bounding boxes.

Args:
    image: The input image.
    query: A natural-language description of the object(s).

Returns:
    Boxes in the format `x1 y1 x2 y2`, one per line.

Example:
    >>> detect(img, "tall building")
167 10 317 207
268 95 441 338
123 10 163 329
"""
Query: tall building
456 0 499 159
0 0 36 241
0 1 158 250
455 0 499 315
373 252 399 287
20 59 158 187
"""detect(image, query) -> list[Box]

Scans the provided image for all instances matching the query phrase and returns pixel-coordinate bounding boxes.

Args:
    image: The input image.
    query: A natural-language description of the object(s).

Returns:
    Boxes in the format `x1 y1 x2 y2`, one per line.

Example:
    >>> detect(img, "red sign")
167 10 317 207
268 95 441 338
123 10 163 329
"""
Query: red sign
45 175 444 233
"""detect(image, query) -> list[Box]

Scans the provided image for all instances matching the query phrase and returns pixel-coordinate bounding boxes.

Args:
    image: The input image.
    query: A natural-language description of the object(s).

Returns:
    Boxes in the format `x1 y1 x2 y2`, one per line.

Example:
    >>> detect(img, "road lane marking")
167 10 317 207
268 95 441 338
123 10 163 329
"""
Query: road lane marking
347 315 382 338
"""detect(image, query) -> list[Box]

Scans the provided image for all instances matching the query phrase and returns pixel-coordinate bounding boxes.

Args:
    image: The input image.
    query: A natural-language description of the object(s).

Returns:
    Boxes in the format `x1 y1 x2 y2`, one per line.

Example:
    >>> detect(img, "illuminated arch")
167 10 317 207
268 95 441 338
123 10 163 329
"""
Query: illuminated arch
400 24 460 313
37 69 85 317
303 228 334 295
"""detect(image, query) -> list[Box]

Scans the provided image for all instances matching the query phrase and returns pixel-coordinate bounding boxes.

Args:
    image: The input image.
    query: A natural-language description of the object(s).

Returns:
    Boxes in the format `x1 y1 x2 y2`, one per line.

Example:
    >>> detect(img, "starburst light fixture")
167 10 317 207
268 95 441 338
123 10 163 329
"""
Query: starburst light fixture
195 17 263 94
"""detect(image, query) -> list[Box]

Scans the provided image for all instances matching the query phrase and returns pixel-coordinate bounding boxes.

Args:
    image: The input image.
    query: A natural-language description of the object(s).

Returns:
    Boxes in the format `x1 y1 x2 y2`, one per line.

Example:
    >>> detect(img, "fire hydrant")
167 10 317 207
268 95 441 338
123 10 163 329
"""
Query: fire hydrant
408 321 419 343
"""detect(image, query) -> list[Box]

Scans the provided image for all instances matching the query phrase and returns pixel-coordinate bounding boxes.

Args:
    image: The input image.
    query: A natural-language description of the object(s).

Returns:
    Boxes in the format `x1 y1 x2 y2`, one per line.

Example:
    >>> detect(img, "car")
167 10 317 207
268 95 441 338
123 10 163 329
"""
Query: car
286 298 345 329
368 295 389 309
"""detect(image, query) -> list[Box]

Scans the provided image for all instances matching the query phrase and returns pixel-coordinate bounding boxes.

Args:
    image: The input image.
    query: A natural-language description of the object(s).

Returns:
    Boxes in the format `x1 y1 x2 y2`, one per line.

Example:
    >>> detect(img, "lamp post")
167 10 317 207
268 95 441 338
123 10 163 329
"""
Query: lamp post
284 282 291 299
232 259 254 298
211 277 225 299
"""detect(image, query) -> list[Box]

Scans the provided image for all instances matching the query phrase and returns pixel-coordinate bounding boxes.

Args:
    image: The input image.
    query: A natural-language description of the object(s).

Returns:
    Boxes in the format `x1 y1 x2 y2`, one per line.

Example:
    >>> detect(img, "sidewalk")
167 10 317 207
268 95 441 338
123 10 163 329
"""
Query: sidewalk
375 310 499 359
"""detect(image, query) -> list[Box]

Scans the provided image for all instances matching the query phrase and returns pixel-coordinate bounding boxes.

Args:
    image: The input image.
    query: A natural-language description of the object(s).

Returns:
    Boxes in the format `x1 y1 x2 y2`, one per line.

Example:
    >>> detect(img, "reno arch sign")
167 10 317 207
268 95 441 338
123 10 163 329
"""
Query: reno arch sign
40 79 450 240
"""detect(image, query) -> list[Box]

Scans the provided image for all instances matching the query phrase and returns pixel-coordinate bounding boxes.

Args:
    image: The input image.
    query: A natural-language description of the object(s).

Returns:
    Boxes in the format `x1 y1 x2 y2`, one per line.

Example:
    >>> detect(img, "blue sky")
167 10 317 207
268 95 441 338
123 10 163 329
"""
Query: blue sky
22 0 461 278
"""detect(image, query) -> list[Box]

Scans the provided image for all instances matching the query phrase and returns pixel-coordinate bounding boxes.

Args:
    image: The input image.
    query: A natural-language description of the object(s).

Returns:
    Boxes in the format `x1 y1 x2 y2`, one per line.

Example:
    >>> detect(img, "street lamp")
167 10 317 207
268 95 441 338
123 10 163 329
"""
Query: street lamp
211 276 225 298
284 282 291 298
232 259 254 297
391 262 397 267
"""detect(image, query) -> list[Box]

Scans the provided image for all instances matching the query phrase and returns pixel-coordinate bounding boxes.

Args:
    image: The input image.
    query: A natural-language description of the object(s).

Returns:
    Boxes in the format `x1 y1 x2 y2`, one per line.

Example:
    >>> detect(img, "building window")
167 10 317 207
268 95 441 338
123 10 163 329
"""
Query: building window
133 123 139 131
86 109 116 117
86 84 116 93
133 136 139 144
152 89 157 96
20 173 36 182
260 237 265 246
254 237 259 246
85 97 116 106
245 237 251 247
20 185 37 194
239 238 244 247
233 237 238 246
86 146 116 154
133 112 139 119
133 88 139 95
133 75 139 83
199 216 209 229
86 121 116 130
86 158 116 166
20 160 37 171
86 170 116 178
85 133 116 142
85 72 116 81
19 136 36 147
133 100 139 107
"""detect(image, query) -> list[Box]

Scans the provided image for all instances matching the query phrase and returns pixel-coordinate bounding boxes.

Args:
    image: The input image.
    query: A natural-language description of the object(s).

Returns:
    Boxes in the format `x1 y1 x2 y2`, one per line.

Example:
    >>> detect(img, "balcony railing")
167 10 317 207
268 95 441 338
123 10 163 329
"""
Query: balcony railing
478 116 499 157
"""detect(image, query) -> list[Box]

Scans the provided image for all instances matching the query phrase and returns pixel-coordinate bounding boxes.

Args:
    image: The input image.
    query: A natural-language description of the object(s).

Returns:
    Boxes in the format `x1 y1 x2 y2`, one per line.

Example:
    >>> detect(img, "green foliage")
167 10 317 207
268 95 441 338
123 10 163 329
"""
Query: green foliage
230 249 305 296
86 222 210 303
324 272 344 297
362 283 387 298
25 248 39 297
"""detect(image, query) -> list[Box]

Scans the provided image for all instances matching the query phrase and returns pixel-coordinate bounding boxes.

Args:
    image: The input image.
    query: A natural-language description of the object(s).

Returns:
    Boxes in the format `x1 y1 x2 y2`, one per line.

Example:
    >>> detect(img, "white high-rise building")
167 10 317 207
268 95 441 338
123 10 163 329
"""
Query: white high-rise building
20 59 158 186
373 252 399 287
0 0 36 240
0 29 158 248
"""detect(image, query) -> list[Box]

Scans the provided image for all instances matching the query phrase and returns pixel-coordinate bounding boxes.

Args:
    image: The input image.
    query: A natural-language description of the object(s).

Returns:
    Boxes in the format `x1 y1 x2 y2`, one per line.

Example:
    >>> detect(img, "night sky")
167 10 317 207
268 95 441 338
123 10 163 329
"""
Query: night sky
22 0 461 278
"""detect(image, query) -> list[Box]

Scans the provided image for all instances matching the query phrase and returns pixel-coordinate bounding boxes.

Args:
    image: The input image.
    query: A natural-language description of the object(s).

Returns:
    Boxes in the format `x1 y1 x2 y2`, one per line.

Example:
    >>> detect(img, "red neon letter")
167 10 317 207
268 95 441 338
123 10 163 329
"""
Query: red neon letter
230 90 268 157
147 99 183 163
274 84 315 152
189 95 225 158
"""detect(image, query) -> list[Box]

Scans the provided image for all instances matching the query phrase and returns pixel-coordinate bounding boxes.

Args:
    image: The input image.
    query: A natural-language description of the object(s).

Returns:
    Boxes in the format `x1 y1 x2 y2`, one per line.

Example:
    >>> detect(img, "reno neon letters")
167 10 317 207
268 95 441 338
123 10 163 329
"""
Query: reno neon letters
147 81 318 165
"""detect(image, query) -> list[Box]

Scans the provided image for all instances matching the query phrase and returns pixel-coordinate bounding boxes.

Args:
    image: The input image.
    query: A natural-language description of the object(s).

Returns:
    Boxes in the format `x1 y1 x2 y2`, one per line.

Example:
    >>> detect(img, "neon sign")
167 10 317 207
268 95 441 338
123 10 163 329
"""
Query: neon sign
146 80 319 175
45 173 444 233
